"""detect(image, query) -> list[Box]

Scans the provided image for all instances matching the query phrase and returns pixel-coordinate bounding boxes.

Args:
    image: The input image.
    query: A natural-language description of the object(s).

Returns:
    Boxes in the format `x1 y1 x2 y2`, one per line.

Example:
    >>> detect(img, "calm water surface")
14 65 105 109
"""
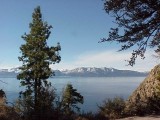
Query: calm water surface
0 77 144 112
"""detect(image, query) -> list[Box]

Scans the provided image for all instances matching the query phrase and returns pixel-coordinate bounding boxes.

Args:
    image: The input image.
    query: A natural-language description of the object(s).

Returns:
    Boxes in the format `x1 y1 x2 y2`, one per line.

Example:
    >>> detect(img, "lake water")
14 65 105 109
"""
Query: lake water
0 77 145 112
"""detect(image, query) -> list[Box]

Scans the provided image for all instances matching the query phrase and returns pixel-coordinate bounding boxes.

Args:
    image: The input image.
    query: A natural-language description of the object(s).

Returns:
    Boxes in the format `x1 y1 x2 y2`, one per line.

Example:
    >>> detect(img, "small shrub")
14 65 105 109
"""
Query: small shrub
0 104 21 120
98 97 125 119
0 89 6 105
15 86 57 120
125 96 160 116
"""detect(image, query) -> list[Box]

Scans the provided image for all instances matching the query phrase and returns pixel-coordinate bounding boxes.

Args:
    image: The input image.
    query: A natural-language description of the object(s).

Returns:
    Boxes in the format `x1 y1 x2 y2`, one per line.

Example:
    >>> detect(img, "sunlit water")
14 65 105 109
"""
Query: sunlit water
0 77 144 112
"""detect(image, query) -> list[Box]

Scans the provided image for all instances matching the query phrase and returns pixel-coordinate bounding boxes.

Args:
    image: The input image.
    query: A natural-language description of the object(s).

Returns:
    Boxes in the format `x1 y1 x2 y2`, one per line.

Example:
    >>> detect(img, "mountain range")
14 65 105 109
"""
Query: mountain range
54 67 148 77
0 67 148 78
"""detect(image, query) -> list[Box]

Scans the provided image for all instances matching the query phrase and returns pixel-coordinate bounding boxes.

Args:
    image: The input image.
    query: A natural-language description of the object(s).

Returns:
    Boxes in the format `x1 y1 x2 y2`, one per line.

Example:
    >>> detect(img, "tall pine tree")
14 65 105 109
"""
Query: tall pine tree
17 6 61 114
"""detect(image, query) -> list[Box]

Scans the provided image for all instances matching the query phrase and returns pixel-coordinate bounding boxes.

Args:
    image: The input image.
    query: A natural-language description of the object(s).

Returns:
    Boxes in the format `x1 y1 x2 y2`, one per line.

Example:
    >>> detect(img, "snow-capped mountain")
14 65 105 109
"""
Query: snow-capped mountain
54 67 148 77
8 67 20 73
0 67 148 77
0 68 18 78
0 69 9 72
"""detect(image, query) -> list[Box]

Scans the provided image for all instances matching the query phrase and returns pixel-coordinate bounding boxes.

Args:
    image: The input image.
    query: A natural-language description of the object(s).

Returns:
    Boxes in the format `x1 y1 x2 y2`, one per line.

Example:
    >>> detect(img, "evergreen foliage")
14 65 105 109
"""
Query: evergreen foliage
17 6 61 115
101 0 160 66
15 86 57 120
62 83 84 115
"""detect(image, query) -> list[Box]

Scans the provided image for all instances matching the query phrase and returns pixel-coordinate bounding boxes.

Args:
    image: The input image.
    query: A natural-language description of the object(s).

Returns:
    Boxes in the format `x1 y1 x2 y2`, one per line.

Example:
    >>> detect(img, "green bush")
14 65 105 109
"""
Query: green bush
15 86 57 120
98 97 125 119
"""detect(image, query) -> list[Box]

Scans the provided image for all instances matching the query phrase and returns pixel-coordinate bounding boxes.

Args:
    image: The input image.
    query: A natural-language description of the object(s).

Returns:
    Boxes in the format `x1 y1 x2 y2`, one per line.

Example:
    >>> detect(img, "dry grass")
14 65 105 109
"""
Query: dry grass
0 105 21 120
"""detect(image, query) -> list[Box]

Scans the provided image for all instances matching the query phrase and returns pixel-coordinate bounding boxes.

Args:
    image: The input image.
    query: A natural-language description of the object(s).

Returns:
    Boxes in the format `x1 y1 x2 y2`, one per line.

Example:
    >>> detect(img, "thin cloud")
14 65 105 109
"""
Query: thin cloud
74 51 130 66
52 50 159 72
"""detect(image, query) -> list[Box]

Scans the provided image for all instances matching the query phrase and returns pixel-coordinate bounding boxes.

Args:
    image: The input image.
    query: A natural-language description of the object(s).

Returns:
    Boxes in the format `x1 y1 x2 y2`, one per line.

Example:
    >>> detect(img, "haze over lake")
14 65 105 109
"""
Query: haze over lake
0 77 144 112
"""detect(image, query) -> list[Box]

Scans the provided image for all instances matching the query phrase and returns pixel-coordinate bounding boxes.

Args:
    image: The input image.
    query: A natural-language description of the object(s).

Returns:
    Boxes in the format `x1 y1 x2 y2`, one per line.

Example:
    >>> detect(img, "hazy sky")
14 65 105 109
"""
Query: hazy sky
0 0 159 71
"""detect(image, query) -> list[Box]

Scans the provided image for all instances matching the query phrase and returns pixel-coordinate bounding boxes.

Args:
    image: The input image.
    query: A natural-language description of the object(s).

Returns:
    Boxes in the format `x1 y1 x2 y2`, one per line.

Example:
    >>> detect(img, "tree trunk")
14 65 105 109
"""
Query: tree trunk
34 78 38 113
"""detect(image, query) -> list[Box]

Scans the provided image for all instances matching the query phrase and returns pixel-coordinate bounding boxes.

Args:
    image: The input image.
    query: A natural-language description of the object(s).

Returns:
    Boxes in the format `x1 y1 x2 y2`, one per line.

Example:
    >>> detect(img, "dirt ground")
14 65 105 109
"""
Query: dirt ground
117 115 160 120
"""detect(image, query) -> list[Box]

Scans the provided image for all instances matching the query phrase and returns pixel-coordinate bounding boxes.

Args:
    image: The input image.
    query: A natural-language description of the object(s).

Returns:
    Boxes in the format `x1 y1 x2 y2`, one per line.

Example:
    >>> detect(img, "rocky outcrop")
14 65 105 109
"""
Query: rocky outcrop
125 65 160 114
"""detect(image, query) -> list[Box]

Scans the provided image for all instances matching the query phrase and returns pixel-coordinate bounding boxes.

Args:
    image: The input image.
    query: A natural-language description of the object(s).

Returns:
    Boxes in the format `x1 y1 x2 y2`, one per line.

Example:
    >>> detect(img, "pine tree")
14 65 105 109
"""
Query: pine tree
62 83 83 115
101 0 160 66
17 6 61 114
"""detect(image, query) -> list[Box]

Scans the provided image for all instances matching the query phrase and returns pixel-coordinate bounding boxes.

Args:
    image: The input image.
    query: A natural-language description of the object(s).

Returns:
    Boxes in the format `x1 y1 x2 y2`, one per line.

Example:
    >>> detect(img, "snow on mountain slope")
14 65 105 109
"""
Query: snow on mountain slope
55 67 148 77
0 67 148 77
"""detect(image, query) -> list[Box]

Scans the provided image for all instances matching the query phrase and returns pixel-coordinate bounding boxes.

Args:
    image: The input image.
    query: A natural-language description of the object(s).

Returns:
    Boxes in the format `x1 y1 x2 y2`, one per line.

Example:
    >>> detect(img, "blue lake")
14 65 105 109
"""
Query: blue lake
0 77 144 112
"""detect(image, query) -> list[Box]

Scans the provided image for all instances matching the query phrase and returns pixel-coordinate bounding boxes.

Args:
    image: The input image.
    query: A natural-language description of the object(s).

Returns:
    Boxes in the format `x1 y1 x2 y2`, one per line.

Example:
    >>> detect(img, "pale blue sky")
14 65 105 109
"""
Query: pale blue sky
0 0 158 71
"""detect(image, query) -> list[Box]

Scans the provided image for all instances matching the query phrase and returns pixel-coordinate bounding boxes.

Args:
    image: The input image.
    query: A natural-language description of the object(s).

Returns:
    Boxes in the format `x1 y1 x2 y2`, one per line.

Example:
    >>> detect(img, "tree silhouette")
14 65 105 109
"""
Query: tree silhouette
101 0 160 66
62 83 83 115
17 6 61 115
